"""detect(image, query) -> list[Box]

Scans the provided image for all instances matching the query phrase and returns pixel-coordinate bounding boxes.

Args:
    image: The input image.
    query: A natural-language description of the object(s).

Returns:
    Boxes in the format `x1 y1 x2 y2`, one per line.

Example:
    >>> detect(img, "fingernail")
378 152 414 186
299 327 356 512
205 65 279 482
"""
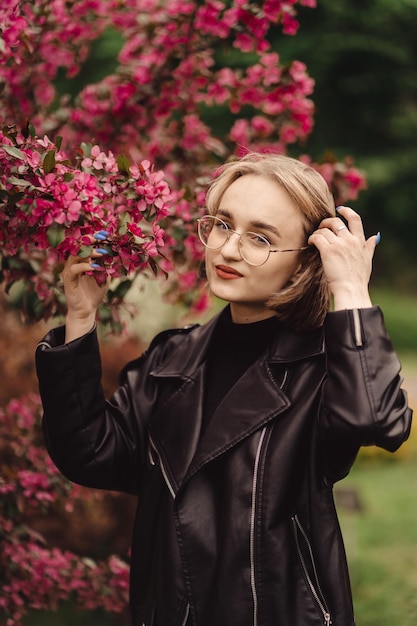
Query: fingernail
95 248 109 255
98 230 110 236
375 231 381 245
335 205 344 212
90 263 101 268
93 233 107 241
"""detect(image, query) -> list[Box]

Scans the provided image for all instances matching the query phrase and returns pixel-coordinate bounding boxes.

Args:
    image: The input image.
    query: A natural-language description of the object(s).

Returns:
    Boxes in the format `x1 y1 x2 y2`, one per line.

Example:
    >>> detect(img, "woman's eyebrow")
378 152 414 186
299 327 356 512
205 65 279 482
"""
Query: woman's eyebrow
249 220 281 237
217 208 281 237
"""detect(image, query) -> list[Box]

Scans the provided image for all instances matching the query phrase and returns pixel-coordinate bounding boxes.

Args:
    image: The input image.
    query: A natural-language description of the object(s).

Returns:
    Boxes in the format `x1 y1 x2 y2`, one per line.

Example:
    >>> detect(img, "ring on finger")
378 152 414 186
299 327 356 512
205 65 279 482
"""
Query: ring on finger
336 225 347 234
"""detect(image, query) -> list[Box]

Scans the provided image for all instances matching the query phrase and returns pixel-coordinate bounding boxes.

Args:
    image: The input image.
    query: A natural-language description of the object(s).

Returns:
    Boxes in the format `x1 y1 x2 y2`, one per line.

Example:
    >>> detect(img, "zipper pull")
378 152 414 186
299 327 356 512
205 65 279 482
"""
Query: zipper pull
324 613 331 625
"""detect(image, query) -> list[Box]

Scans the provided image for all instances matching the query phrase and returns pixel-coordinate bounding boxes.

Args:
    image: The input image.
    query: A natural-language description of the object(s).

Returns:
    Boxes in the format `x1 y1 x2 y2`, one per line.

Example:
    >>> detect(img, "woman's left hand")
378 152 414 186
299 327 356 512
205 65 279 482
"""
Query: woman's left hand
308 205 380 310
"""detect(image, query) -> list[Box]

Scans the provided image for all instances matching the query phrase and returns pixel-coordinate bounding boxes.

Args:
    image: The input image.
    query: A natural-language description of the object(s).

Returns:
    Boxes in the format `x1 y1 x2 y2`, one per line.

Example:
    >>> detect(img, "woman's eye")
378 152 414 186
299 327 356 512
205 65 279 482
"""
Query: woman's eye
247 232 270 246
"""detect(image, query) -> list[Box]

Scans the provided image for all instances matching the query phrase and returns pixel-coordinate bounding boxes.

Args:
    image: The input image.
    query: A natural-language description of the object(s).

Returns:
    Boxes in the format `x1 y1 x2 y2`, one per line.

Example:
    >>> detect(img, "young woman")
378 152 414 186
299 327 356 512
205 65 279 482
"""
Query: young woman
36 153 412 626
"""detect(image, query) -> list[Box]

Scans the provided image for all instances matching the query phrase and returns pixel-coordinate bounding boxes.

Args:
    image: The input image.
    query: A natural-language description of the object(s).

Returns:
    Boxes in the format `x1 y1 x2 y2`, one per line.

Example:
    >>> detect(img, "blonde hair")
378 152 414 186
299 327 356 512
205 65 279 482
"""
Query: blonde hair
205 153 336 331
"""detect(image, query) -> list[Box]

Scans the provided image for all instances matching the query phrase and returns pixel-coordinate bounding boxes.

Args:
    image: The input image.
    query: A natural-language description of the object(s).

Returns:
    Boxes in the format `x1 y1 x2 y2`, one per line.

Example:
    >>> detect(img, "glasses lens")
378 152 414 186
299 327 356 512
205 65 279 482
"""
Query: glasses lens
198 216 228 249
198 216 271 265
240 232 270 266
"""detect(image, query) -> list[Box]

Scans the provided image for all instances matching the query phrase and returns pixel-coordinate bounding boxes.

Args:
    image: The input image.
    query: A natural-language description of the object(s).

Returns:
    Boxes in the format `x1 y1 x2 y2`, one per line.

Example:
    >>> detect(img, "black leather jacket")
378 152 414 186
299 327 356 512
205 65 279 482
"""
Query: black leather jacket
36 306 412 626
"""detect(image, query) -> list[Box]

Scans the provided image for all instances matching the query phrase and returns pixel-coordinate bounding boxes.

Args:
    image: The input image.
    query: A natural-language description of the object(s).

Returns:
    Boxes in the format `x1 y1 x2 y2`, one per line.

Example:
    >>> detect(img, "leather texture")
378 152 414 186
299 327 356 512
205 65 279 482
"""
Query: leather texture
36 306 412 626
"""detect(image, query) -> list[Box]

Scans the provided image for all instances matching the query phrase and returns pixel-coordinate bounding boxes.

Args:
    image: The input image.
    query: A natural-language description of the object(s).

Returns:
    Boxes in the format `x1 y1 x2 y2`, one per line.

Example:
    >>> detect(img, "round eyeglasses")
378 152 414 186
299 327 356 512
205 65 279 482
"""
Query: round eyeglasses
197 215 308 267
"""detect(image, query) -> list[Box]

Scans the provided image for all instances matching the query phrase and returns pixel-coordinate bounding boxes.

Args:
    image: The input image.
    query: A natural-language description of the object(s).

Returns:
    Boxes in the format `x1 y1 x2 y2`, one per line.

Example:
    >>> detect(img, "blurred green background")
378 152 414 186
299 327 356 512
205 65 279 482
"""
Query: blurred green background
18 0 417 623
280 0 417 293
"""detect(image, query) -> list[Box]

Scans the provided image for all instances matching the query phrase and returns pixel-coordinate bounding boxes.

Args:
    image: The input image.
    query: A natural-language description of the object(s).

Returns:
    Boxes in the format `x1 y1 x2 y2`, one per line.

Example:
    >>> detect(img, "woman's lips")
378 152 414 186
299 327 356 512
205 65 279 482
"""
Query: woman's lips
215 265 243 280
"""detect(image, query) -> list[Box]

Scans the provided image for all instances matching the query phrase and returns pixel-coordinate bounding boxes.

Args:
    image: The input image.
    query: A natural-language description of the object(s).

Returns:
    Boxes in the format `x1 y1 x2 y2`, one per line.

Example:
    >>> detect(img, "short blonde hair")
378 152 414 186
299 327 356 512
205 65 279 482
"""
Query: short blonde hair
205 153 335 331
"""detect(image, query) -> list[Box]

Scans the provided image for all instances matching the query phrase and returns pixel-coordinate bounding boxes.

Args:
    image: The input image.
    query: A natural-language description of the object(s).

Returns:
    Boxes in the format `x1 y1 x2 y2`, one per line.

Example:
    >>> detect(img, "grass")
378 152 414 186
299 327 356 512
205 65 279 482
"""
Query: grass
25 605 125 625
370 287 417 353
338 451 417 626
339 309 417 626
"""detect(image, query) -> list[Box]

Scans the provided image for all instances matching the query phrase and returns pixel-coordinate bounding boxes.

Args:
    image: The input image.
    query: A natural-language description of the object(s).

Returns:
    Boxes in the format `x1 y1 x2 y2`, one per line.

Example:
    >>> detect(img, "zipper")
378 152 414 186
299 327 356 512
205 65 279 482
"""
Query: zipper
148 434 176 499
291 515 332 625
181 602 190 626
37 340 52 350
352 308 363 347
250 425 267 626
250 370 288 625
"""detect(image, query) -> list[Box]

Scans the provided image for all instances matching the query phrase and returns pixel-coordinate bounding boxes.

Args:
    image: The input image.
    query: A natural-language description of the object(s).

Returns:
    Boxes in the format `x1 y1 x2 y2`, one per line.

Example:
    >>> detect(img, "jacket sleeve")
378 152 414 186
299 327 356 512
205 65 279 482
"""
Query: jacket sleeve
321 306 412 484
36 325 153 495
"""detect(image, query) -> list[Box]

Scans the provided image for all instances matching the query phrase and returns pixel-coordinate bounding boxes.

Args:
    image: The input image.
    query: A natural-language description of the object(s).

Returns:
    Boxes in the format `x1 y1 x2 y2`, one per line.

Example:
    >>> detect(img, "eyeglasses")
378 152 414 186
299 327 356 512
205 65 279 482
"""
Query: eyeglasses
197 215 308 267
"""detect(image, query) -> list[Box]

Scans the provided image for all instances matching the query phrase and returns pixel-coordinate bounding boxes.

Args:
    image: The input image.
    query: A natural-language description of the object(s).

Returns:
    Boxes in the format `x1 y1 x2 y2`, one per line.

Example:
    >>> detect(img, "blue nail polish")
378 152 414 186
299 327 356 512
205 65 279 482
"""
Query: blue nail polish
90 263 101 268
98 230 110 236
335 205 344 212
96 248 109 255
375 231 381 245
93 233 106 241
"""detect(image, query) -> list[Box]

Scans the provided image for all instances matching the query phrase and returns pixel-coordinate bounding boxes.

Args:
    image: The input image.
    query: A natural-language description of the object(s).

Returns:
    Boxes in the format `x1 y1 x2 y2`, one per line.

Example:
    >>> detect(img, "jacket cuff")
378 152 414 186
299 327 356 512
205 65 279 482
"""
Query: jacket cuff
324 305 389 350
36 323 96 352
35 324 101 391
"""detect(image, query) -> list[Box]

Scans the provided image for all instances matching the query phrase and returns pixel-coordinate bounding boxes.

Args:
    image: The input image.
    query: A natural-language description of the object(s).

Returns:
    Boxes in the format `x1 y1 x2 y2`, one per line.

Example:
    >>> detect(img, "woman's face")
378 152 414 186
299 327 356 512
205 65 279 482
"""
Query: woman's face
205 174 307 323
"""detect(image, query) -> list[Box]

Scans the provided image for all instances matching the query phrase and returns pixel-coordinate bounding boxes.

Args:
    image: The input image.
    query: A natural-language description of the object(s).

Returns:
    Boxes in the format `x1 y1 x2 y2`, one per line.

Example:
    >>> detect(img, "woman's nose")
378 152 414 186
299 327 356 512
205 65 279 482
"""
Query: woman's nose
221 231 242 260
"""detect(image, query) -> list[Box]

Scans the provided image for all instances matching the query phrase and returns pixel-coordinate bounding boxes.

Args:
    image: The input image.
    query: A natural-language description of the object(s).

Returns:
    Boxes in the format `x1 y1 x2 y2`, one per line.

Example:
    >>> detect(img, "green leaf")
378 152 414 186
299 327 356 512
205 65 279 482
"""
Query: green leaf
55 136 63 151
80 142 92 157
114 279 132 299
117 153 131 176
47 223 65 247
78 245 93 258
148 257 159 277
7 191 26 203
1 144 26 160
118 221 128 236
43 149 56 174
7 176 33 188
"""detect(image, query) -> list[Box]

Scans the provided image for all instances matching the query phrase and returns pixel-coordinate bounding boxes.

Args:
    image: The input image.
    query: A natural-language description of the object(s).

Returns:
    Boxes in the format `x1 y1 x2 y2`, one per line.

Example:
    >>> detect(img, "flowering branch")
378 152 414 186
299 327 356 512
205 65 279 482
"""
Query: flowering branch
0 394 130 625
0 124 174 330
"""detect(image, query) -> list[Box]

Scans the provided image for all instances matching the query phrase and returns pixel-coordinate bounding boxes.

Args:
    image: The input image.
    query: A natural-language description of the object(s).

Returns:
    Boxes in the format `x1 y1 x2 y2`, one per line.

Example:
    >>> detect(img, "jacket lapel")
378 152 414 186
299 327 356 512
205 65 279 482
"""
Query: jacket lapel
148 308 324 496
147 320 214 495
182 360 290 485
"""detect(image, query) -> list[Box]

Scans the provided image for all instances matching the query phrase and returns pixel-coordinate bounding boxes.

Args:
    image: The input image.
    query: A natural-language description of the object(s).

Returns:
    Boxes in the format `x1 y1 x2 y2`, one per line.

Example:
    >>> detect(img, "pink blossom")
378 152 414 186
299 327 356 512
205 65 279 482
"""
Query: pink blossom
0 129 173 330
178 270 199 291
0 28 370 626
229 119 250 145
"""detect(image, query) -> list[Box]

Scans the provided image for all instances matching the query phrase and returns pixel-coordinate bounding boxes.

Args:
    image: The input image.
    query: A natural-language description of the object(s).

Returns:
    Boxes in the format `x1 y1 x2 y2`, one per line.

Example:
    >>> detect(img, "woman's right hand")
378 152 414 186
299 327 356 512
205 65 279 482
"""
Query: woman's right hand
62 251 109 343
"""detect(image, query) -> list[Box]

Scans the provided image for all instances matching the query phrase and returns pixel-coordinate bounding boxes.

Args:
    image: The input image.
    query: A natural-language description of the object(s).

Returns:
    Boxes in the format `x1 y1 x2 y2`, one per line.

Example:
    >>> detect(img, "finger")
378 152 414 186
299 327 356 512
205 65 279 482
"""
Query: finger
366 232 381 258
309 222 345 246
64 255 100 278
335 205 365 238
307 229 334 249
315 216 349 236
93 230 110 242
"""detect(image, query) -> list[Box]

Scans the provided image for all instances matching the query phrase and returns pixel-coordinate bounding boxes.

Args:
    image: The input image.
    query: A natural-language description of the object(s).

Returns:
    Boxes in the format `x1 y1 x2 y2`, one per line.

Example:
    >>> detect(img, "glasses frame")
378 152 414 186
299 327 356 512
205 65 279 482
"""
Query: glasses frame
197 215 308 266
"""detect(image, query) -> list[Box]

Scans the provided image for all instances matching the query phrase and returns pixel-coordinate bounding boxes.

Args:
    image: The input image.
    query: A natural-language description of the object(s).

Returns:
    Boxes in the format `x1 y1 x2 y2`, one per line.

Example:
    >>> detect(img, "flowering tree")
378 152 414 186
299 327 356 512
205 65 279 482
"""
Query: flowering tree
0 393 130 625
0 0 366 327
0 0 367 624
0 126 172 330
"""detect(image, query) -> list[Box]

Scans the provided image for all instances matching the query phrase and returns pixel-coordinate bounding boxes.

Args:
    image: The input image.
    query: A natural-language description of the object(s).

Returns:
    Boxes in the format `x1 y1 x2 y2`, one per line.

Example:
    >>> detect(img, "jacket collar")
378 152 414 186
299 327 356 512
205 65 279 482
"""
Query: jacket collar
148 307 325 497
150 307 325 377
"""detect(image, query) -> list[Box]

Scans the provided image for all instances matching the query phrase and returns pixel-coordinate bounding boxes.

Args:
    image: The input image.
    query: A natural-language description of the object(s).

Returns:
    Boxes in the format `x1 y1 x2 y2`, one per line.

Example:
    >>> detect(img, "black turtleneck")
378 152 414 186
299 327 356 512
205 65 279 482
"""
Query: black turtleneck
203 306 279 426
